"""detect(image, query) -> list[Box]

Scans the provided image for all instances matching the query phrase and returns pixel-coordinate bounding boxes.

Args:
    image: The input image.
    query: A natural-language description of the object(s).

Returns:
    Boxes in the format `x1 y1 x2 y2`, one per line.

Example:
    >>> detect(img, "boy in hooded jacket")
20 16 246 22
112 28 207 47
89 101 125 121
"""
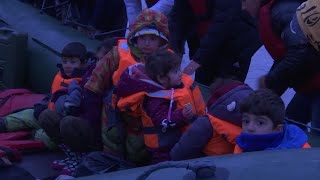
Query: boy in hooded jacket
234 89 310 153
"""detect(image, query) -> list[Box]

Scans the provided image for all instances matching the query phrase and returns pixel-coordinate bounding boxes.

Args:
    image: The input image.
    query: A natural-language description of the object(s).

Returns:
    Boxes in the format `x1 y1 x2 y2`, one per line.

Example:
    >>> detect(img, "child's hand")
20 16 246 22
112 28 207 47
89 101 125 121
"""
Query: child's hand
182 103 194 121
65 80 81 107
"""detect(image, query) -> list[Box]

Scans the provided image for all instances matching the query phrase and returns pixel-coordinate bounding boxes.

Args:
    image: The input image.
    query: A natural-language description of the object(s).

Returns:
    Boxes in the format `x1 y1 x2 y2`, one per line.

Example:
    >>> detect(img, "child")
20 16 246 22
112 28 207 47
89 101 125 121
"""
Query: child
114 49 206 163
234 89 310 153
37 42 91 175
86 37 123 66
170 78 253 160
81 37 122 87
81 9 175 166
46 42 87 113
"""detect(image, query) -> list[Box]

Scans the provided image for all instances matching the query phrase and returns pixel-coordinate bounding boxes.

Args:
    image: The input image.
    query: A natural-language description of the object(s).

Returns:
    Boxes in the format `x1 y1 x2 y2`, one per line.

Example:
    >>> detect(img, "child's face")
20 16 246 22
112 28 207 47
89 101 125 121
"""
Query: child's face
62 57 82 77
242 113 281 134
167 67 182 87
158 67 182 88
136 34 162 54
96 47 109 60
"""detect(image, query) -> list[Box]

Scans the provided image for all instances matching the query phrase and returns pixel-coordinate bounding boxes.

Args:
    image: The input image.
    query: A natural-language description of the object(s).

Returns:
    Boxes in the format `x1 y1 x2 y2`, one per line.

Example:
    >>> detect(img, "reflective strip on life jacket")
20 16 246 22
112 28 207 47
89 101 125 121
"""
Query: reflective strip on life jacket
112 39 137 86
48 72 81 110
259 0 287 61
203 114 241 155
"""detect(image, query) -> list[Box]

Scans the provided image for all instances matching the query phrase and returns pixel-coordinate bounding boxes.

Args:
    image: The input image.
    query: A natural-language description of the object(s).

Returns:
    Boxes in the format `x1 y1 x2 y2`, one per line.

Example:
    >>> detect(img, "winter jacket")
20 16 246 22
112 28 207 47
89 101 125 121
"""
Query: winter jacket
83 9 170 165
115 64 205 163
170 81 252 160
115 64 191 129
263 0 320 95
169 0 261 85
234 124 311 153
46 64 84 116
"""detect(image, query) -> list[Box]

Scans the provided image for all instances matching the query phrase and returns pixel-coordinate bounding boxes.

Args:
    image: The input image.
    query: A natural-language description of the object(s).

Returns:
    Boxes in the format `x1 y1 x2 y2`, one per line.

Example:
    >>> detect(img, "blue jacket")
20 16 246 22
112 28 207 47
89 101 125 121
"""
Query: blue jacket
236 124 308 152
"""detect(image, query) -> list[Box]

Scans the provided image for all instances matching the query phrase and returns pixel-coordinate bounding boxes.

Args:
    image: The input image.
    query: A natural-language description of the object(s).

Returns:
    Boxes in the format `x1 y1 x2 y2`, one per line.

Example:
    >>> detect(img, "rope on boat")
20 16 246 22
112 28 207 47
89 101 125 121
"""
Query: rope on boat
136 160 216 180
285 117 320 133
93 28 128 38
31 38 61 57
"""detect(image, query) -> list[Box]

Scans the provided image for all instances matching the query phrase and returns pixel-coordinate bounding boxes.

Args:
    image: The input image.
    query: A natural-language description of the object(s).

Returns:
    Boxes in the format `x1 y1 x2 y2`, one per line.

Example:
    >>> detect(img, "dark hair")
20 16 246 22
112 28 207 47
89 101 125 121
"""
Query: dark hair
145 49 182 82
239 89 285 127
61 42 87 62
97 37 123 53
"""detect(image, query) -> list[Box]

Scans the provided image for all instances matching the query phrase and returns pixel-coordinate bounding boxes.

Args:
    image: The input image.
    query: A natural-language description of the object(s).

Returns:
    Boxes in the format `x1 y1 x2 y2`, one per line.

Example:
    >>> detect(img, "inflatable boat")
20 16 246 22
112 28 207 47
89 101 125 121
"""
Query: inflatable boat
0 1 319 180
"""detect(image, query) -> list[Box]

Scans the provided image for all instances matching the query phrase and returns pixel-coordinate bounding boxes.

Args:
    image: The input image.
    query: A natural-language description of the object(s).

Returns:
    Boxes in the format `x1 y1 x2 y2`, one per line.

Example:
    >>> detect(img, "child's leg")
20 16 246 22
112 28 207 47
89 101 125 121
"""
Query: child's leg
170 116 213 161
4 109 40 132
38 109 63 144
33 129 58 150
60 116 95 152
59 116 95 175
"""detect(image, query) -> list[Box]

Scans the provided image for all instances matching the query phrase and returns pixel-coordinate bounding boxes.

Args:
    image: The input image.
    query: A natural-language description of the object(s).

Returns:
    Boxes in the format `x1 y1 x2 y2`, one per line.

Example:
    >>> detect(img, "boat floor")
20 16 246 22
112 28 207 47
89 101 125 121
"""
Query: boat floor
17 151 64 180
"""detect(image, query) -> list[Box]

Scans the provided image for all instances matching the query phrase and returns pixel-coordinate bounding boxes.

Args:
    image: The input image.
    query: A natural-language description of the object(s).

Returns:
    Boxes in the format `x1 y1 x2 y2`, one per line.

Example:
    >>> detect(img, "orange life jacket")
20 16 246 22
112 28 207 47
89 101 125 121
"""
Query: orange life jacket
112 39 137 86
117 70 206 149
48 72 81 110
234 142 311 154
203 114 242 155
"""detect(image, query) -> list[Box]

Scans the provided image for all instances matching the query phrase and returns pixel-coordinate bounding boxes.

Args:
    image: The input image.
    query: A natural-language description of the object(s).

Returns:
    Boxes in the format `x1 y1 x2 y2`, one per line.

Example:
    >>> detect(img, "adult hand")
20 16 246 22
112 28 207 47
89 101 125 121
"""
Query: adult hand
183 60 200 75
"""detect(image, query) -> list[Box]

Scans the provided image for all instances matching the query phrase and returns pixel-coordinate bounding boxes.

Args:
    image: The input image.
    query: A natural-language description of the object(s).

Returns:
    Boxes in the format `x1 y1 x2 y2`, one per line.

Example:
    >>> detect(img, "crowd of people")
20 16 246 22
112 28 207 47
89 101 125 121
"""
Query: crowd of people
5 0 320 178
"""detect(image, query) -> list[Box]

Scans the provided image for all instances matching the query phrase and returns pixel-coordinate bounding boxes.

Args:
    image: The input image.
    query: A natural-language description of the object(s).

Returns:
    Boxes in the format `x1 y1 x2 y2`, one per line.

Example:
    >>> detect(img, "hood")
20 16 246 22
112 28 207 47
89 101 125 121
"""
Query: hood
236 124 308 152
127 9 169 58
207 83 254 126
114 64 165 97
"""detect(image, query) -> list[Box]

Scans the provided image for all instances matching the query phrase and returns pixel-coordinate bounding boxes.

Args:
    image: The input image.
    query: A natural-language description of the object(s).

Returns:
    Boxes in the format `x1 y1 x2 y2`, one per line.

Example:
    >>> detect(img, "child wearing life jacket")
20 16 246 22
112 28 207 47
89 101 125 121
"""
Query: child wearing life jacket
81 37 122 87
81 9 174 166
37 42 91 175
234 89 311 153
170 78 253 160
114 49 206 164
